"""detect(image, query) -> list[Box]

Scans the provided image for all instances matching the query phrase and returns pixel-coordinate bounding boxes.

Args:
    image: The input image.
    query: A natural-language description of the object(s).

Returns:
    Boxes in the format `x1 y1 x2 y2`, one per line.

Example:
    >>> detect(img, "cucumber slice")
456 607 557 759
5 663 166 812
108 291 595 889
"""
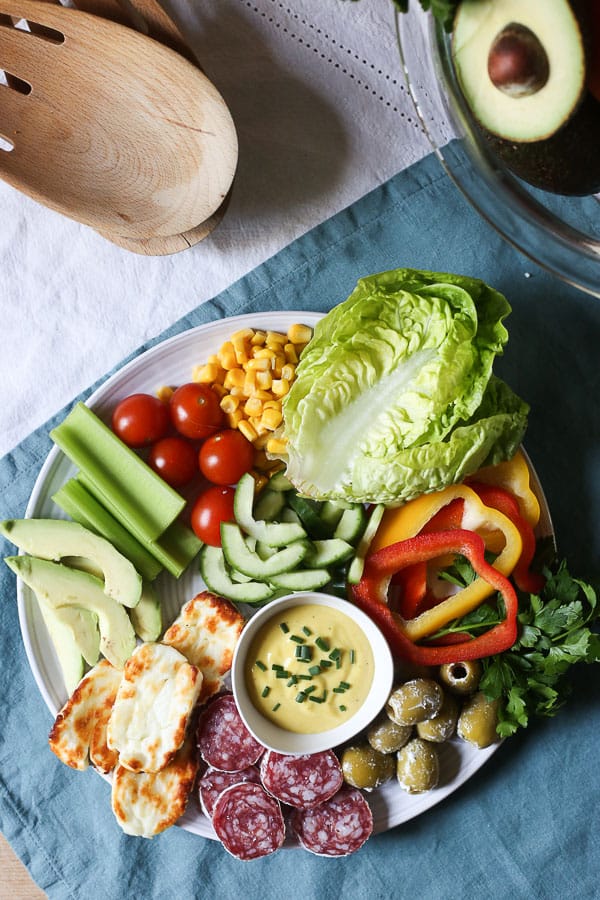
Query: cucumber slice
234 473 306 546
267 471 294 492
286 494 331 539
333 505 367 543
319 500 346 530
253 489 286 522
280 507 302 526
221 523 308 579
347 504 386 584
199 544 275 604
304 538 354 568
269 568 332 591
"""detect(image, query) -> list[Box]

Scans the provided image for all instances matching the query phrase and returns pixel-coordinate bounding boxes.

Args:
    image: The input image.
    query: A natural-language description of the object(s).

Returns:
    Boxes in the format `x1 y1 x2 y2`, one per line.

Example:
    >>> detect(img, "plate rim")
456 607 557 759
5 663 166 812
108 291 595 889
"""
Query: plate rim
15 309 552 843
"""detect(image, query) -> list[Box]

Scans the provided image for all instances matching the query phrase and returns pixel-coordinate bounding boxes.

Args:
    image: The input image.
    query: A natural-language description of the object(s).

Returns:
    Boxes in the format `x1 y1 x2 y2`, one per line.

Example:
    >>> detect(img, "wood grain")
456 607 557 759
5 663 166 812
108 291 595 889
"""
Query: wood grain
0 0 237 240
0 832 46 899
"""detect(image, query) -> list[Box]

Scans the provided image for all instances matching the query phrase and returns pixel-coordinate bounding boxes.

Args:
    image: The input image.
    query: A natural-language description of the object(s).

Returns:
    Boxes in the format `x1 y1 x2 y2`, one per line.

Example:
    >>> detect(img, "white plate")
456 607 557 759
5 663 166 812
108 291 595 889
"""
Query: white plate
17 310 553 843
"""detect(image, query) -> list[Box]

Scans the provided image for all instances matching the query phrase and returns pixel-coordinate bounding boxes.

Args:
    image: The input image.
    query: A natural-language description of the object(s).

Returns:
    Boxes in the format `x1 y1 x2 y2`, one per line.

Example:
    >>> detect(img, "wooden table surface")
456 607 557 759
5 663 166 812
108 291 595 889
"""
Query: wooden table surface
0 832 46 899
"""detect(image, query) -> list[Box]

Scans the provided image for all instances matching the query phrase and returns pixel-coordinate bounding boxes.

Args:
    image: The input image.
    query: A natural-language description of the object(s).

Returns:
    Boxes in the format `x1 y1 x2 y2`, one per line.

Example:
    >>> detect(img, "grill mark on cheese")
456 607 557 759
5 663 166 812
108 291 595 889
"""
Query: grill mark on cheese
162 591 244 703
107 642 202 773
49 660 122 773
111 732 199 837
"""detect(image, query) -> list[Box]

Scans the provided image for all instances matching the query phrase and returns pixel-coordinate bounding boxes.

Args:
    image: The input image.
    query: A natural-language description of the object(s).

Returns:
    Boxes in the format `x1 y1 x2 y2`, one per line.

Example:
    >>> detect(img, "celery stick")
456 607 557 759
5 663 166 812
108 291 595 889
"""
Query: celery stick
77 474 201 578
52 479 163 582
50 403 184 542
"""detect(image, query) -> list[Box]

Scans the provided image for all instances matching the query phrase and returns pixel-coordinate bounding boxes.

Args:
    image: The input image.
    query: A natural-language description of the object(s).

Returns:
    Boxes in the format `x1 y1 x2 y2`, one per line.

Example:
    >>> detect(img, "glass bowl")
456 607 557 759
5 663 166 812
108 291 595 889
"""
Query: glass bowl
395 5 600 299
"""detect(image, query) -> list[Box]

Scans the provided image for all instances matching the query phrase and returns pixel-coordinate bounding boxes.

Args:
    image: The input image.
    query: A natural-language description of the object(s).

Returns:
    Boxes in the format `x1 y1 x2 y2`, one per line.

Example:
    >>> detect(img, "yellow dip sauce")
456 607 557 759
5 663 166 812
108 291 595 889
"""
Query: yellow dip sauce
245 603 374 734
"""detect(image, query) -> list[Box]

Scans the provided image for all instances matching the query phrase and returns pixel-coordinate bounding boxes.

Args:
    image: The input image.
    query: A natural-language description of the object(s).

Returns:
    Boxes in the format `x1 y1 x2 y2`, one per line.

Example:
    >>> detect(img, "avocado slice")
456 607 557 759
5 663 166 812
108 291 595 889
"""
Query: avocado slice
0 518 142 608
6 555 136 670
129 581 162 643
452 0 588 142
35 603 85 695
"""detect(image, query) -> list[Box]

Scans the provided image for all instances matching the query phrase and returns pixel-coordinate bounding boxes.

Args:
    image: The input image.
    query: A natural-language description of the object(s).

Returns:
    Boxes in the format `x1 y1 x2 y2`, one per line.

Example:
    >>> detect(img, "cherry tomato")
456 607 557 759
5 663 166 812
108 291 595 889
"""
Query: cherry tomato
190 485 235 546
112 393 170 448
170 383 224 441
199 429 255 485
148 436 198 487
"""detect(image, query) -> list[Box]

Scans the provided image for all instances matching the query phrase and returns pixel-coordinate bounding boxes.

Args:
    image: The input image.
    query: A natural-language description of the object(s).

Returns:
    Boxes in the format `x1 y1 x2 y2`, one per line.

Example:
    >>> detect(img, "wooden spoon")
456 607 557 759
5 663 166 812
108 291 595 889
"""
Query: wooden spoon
0 0 238 240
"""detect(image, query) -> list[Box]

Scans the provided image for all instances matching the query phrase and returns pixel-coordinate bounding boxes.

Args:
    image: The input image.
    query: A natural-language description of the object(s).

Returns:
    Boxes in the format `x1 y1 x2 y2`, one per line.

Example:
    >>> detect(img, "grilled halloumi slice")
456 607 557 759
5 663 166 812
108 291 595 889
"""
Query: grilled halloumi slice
48 659 122 773
111 732 199 838
107 642 202 773
162 591 244 702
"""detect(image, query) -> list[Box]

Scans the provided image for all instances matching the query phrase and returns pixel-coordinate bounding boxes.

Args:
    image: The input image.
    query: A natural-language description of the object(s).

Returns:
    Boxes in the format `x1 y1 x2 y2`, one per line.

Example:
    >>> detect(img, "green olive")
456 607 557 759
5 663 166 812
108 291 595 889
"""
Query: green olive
396 737 439 794
439 660 482 695
457 691 500 748
386 678 443 726
416 691 459 742
367 715 413 754
341 743 395 790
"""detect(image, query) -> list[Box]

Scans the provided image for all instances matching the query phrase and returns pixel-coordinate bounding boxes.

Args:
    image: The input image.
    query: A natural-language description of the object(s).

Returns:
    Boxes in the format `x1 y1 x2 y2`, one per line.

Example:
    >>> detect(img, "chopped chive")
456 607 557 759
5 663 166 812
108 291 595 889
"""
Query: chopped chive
272 664 283 671
255 660 267 671
333 687 345 693
308 665 321 676
279 622 289 633
339 681 351 690
303 685 317 695
350 650 356 664
276 669 291 679
320 659 333 668
261 686 271 698
336 660 341 669
309 695 324 703
295 692 307 703
298 674 313 681
287 675 298 686
329 648 341 660
302 626 311 636
272 702 281 712
339 705 347 712
290 634 304 644
315 637 329 652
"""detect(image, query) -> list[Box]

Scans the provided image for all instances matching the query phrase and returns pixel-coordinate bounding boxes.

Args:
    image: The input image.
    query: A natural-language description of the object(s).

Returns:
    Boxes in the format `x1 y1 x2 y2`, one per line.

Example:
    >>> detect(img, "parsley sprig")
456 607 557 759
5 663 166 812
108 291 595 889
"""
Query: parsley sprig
392 0 460 32
480 563 600 737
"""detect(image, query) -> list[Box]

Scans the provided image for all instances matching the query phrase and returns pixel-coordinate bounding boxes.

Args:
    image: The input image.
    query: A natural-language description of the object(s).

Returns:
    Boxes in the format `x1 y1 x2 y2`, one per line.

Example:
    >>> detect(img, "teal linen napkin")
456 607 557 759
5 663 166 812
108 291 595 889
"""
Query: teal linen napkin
2 147 600 899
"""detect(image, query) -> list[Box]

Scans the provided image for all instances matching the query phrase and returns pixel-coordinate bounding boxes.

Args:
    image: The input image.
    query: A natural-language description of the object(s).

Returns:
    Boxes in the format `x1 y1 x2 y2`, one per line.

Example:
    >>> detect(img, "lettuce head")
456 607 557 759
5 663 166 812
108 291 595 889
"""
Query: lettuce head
282 268 528 505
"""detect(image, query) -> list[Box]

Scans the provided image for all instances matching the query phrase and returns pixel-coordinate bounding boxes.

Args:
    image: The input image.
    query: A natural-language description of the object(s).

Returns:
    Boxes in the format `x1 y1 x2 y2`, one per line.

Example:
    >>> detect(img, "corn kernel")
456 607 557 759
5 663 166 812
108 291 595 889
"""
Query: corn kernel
228 385 245 398
266 330 287 347
194 362 221 384
156 385 173 403
261 407 283 430
243 371 257 397
246 357 271 372
281 363 295 382
266 437 288 455
220 394 240 414
256 370 273 391
253 347 277 361
218 341 237 370
272 378 290 397
250 330 266 346
211 383 228 399
239 420 258 443
288 324 312 344
224 368 245 389
244 397 264 417
263 399 282 411
284 343 299 364
226 408 244 428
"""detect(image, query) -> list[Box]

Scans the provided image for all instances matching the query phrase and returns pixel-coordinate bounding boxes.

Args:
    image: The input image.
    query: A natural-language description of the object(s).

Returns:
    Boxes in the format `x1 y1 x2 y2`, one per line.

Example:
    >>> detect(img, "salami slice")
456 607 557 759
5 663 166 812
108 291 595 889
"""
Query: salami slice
260 749 343 809
197 693 264 772
212 782 286 861
290 785 373 857
198 765 261 819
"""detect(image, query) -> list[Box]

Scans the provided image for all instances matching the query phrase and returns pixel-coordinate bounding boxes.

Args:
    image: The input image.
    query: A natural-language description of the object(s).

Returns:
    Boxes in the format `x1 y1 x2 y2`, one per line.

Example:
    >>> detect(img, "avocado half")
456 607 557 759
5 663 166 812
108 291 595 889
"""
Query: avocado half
451 0 600 195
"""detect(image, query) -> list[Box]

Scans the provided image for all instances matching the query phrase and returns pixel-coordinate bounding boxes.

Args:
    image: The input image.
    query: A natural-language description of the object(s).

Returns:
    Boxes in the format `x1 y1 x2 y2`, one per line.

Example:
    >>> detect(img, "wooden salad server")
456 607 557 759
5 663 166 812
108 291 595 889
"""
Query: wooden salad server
0 0 238 247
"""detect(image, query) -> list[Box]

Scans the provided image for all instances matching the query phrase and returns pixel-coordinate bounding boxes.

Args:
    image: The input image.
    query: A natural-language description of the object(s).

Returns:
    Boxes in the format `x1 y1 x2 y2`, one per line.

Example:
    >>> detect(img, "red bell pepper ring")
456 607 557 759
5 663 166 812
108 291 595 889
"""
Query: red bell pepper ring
392 498 465 618
468 482 545 594
351 529 518 666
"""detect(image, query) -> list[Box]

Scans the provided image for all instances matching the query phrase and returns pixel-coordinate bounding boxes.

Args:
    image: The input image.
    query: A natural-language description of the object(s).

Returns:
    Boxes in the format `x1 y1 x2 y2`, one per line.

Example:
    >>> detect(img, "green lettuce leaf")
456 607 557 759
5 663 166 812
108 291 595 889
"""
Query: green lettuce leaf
282 268 528 504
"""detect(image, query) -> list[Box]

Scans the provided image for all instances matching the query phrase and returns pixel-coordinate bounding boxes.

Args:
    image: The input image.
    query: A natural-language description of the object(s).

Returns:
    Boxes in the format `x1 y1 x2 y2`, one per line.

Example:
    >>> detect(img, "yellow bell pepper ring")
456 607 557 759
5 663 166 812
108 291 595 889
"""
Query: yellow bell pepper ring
465 448 540 528
370 483 523 643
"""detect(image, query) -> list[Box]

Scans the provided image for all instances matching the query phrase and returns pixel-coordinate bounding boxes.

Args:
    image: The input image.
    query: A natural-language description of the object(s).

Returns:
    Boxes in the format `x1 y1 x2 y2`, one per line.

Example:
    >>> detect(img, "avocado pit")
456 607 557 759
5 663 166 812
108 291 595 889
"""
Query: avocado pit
487 24 549 98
